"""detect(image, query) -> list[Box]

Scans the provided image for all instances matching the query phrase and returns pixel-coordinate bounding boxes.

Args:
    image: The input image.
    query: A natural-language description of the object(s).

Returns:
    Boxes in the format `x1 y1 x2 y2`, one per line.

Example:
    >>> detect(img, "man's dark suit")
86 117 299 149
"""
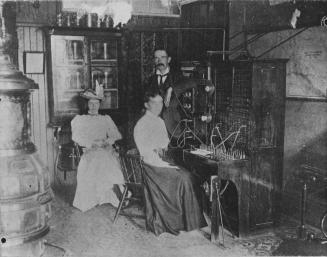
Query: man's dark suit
145 70 196 136
146 71 185 98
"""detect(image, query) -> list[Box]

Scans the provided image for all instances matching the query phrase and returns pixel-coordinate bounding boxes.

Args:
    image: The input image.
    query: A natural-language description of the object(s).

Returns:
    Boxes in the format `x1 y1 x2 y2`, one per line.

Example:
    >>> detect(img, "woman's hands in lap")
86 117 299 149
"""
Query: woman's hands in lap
91 139 111 149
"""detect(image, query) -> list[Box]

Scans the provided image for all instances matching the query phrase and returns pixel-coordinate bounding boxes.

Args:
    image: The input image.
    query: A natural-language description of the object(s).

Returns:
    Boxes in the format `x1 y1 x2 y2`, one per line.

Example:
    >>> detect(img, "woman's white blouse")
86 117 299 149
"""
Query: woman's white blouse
71 114 122 148
134 111 170 167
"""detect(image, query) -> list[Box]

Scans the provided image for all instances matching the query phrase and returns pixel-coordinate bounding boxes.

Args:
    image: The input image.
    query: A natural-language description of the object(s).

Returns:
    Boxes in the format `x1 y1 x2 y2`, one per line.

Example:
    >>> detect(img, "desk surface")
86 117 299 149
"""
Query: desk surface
181 149 250 181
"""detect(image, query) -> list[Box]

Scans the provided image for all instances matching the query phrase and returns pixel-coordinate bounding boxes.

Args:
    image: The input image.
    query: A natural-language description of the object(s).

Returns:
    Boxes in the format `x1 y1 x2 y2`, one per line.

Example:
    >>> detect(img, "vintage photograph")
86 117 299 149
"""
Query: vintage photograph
1 0 327 257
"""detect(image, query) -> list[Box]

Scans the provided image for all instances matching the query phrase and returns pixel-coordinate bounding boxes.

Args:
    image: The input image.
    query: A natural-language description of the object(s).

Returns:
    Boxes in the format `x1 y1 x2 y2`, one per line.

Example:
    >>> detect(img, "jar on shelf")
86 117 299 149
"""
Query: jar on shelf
104 15 114 28
64 11 77 27
87 13 98 27
57 13 63 27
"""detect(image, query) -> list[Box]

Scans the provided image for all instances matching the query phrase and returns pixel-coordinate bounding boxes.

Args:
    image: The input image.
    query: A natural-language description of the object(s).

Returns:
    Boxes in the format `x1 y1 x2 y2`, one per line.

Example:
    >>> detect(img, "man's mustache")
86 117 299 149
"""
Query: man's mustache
156 63 164 67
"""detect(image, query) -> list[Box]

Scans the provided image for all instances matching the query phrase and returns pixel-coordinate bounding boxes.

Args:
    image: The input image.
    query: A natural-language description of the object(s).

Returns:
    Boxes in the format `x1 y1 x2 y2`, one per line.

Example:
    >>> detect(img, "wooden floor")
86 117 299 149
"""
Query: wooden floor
49 169 327 257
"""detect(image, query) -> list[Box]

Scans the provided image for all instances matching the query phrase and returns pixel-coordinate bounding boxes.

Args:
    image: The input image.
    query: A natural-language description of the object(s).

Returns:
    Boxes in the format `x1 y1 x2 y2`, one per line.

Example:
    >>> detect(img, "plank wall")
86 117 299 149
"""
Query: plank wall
16 0 61 185
17 26 55 184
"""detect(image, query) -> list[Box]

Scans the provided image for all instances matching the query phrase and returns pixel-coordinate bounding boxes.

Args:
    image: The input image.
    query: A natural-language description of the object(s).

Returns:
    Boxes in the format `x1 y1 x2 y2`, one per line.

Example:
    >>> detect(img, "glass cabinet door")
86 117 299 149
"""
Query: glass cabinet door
49 32 120 124
52 36 86 65
51 35 88 121
90 39 117 61
91 66 117 89
52 65 88 110
90 38 119 110
101 90 118 109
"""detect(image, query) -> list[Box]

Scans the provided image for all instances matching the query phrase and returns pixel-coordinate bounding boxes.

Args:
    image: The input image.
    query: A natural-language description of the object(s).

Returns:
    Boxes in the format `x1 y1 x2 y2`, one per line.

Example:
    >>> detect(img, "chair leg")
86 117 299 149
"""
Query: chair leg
141 187 148 231
113 186 128 223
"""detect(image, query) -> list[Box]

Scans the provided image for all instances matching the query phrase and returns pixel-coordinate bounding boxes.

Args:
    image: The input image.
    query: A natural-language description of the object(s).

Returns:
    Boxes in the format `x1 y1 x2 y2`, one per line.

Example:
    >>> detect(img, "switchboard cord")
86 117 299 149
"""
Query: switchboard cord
219 180 230 196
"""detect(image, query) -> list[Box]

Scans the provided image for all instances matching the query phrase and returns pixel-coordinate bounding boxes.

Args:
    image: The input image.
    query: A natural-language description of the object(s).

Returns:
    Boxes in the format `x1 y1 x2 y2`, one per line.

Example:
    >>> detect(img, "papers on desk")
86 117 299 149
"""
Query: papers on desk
190 149 213 157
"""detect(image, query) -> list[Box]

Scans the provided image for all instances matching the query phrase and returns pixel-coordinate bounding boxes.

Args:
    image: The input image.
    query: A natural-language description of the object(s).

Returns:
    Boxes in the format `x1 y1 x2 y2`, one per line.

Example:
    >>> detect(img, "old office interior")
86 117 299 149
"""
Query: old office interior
1 0 327 256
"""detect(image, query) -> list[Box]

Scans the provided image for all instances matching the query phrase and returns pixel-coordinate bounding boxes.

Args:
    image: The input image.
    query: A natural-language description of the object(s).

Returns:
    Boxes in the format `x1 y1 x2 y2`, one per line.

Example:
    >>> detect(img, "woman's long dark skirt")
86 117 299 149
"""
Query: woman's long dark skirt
143 163 206 235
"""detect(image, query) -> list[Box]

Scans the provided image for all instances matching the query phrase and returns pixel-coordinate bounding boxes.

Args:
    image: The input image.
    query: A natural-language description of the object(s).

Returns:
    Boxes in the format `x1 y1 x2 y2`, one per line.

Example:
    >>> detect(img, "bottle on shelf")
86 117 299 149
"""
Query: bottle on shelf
57 13 62 27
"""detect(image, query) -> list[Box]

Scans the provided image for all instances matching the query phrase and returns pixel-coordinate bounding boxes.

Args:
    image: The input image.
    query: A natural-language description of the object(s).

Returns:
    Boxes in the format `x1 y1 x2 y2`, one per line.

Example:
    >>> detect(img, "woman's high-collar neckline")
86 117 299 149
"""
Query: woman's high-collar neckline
88 111 99 116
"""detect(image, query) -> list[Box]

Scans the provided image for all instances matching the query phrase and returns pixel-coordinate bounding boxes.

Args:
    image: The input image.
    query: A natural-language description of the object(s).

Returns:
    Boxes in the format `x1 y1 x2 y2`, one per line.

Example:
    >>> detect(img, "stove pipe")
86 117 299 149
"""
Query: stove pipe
0 2 52 256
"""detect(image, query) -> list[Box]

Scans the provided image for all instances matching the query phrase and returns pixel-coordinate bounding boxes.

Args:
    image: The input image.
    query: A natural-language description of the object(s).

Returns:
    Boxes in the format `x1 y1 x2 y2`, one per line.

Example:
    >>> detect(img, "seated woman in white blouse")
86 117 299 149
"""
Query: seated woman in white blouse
71 89 124 212
133 89 205 235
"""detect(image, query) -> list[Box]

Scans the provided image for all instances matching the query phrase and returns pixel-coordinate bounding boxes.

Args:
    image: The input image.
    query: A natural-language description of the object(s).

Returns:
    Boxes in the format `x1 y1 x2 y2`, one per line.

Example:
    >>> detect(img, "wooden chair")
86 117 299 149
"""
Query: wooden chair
55 141 82 184
113 149 146 224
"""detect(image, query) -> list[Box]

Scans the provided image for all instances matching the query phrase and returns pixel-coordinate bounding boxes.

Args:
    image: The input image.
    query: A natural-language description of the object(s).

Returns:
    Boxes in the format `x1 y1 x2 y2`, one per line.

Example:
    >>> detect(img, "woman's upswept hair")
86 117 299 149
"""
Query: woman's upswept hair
143 88 161 103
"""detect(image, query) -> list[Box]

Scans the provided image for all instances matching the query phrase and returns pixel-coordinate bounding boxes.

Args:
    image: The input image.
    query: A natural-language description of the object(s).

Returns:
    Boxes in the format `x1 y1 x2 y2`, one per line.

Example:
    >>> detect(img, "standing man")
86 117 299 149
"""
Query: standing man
146 48 180 107
146 48 196 135
134 89 206 235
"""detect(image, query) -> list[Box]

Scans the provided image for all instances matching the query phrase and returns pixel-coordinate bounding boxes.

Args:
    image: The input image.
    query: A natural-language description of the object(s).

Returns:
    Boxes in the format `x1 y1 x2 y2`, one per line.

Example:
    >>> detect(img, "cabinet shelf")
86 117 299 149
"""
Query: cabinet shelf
91 60 118 65
55 64 85 67
64 89 84 92
49 26 122 37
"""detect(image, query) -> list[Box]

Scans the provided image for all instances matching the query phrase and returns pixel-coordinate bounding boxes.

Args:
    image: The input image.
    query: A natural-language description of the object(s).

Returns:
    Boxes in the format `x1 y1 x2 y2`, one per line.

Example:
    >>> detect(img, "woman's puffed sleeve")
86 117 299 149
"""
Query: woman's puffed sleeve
105 115 122 145
71 116 92 148
158 119 170 148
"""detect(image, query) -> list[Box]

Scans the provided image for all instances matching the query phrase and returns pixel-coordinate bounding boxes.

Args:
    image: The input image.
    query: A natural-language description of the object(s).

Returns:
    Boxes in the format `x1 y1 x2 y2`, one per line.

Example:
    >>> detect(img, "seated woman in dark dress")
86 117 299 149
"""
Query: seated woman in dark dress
133 89 206 235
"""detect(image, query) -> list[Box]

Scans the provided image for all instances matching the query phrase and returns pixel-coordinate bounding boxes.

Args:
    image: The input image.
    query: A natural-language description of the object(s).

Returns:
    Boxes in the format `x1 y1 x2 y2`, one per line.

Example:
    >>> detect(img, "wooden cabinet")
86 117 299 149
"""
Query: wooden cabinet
213 59 288 235
180 59 288 237
46 27 122 125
